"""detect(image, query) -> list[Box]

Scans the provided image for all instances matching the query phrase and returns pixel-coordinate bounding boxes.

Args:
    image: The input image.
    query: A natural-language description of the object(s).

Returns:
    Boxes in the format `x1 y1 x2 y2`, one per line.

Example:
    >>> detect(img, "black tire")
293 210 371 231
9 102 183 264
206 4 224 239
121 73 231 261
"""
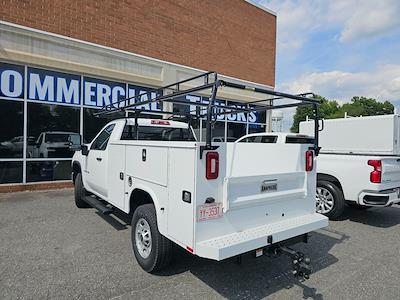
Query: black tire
74 173 90 208
316 180 345 220
346 201 372 210
131 204 172 273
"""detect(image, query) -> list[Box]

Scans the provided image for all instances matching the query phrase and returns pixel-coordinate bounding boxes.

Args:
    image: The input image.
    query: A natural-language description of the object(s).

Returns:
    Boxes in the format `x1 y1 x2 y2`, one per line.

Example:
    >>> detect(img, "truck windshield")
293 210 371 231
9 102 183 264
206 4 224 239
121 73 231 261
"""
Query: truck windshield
45 133 79 143
121 125 196 141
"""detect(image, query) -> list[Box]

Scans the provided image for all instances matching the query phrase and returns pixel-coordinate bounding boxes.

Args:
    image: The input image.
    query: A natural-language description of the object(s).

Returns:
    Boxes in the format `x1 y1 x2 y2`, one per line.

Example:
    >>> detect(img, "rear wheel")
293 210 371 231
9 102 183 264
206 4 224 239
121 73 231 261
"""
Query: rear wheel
74 173 90 208
316 180 345 220
131 204 172 273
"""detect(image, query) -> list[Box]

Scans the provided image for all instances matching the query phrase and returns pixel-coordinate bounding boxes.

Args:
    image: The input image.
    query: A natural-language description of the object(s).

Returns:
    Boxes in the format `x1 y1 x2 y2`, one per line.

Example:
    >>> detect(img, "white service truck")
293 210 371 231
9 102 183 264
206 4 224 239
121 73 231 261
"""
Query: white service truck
72 72 328 277
300 114 400 219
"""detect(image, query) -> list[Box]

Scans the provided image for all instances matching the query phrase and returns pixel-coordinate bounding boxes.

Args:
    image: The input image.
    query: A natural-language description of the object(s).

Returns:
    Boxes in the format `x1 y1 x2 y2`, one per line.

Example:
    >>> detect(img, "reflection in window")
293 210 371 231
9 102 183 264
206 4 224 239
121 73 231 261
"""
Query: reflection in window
27 161 71 182
210 121 226 142
227 122 246 141
0 100 24 158
249 105 267 124
0 162 23 184
83 108 118 144
27 103 80 158
249 123 266 134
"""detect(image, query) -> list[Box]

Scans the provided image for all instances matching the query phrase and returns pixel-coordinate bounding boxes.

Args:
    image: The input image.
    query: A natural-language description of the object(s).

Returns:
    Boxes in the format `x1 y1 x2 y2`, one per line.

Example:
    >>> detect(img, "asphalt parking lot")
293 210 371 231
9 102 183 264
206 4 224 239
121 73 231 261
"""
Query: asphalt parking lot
0 189 399 300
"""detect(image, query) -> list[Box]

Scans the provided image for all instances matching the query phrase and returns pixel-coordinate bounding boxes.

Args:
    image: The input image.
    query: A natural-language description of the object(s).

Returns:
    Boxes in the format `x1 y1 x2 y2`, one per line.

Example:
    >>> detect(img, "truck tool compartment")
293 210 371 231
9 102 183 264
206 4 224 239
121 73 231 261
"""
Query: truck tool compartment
72 71 328 278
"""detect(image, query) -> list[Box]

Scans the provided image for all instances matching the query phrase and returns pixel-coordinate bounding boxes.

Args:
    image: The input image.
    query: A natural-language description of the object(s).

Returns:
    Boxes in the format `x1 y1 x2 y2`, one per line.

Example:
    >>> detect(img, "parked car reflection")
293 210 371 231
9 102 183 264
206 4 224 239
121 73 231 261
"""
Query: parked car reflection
31 132 81 158
0 136 36 158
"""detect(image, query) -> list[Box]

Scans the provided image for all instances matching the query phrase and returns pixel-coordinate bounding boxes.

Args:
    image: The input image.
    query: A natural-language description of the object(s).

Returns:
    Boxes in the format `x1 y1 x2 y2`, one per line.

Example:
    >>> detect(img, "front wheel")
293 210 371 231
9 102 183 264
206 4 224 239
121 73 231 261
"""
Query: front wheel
131 204 172 273
316 180 345 220
74 173 90 208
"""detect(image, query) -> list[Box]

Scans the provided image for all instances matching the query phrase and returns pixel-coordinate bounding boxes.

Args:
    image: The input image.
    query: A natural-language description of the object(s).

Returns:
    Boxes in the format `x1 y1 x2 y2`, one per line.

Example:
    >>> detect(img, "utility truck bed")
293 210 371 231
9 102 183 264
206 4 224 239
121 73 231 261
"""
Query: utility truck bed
71 72 327 278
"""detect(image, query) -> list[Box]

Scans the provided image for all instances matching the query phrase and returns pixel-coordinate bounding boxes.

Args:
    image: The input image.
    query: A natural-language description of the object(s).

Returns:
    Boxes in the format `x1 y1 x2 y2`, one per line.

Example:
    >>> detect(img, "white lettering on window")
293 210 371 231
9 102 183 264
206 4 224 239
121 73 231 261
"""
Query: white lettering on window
1 70 23 98
84 82 97 106
97 84 111 107
29 74 54 101
57 78 80 104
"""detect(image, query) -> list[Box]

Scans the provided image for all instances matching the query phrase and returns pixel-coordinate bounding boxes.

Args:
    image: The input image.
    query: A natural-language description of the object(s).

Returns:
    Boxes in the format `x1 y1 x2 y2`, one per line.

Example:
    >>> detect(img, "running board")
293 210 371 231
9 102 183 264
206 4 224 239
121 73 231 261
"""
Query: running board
83 196 113 215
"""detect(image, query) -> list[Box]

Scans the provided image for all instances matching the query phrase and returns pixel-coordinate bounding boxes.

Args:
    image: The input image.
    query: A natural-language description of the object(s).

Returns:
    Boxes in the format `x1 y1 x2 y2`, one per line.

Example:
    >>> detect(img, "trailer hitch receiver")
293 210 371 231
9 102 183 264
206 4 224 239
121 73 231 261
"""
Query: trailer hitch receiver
273 246 312 279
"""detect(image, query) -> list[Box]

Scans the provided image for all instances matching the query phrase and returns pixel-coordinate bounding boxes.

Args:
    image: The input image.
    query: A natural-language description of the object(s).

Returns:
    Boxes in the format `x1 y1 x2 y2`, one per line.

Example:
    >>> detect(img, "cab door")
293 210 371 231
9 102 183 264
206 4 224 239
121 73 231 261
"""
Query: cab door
84 124 115 199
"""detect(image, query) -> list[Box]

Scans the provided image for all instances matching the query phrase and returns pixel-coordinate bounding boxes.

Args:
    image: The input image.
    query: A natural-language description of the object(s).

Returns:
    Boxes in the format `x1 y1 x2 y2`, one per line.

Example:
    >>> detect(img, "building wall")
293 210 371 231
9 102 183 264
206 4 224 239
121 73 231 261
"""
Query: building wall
1 0 276 86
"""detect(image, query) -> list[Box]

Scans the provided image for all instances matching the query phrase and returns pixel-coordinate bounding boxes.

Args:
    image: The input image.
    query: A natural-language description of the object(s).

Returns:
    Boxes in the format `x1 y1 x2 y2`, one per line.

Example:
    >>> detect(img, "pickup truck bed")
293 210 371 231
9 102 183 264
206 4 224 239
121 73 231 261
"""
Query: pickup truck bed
300 117 400 219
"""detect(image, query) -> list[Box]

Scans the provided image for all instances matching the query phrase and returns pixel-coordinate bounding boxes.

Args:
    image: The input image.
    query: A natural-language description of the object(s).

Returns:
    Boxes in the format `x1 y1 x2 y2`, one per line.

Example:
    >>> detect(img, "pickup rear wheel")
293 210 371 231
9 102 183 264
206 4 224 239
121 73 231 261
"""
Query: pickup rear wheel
131 204 172 273
316 180 345 220
74 173 90 208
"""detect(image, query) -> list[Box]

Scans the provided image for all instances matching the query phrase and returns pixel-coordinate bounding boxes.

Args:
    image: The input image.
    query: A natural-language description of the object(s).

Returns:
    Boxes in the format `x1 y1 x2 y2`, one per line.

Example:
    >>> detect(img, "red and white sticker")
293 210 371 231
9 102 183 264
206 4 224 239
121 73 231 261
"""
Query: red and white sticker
197 203 223 222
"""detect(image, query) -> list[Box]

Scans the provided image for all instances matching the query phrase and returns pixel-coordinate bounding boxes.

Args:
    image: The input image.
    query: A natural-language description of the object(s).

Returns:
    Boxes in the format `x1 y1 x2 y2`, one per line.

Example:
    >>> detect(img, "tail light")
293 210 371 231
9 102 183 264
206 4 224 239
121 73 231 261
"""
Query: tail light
368 160 382 183
305 150 314 172
206 151 219 180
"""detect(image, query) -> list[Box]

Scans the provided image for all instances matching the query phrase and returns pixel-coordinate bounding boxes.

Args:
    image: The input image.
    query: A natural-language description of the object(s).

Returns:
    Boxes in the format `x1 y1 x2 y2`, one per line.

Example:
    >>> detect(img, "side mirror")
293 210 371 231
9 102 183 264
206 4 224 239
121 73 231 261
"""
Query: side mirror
81 144 89 156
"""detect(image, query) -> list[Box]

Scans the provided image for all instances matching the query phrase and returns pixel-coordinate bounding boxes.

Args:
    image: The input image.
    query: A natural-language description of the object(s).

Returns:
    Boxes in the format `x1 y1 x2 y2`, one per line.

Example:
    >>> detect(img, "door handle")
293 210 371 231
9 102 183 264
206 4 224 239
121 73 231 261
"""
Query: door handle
96 157 102 161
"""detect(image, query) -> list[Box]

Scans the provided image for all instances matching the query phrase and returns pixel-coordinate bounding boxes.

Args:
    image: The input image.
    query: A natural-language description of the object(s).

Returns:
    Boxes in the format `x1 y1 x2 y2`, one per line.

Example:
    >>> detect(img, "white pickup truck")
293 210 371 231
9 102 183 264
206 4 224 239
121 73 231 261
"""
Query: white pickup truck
300 115 400 219
71 72 328 277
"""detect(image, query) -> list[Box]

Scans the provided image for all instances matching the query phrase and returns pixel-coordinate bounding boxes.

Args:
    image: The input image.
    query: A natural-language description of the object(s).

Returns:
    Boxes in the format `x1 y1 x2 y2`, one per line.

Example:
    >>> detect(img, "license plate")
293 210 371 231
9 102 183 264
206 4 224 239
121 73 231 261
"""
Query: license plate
197 203 223 222
261 180 278 193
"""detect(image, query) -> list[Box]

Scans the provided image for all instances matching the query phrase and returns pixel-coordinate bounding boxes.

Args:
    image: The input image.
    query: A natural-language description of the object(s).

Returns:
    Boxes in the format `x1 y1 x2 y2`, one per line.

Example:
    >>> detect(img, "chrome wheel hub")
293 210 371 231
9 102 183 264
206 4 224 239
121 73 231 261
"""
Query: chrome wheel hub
135 218 152 259
316 187 335 214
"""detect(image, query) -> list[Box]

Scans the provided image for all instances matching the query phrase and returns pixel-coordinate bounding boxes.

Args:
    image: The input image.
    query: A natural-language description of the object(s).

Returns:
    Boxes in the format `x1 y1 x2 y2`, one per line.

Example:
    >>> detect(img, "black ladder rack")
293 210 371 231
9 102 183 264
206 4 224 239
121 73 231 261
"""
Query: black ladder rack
94 71 321 155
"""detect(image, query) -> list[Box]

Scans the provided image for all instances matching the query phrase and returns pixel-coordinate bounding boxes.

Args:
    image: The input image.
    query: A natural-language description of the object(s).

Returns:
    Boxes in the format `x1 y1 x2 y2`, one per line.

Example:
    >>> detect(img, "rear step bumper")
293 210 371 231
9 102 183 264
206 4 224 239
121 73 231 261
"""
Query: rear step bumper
83 196 113 215
359 188 400 206
195 213 328 261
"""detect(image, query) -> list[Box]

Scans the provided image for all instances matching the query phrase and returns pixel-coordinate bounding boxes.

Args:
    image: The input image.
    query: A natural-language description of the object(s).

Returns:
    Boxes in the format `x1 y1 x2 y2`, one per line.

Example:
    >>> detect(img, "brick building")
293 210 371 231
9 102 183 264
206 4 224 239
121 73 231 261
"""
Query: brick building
0 0 276 190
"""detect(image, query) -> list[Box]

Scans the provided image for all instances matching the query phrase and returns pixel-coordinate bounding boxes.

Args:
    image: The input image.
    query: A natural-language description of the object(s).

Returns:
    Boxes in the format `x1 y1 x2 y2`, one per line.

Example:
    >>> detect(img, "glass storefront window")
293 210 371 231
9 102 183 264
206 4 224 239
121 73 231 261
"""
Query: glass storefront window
227 122 247 141
83 108 118 144
0 100 24 158
27 160 72 182
211 121 226 142
250 106 267 124
27 103 80 158
249 123 267 134
0 162 23 184
0 61 273 186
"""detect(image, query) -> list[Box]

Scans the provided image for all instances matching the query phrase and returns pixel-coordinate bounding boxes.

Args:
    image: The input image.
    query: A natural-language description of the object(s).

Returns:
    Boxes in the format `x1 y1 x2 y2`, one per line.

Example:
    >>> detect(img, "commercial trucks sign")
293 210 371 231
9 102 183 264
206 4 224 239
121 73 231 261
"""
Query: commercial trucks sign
0 62 262 123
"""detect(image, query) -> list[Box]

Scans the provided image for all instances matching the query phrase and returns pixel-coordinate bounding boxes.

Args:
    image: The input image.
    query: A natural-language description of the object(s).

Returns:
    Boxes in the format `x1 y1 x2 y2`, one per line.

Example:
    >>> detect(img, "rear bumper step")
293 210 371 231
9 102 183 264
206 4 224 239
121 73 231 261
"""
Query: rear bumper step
195 213 328 261
359 188 400 206
83 196 113 215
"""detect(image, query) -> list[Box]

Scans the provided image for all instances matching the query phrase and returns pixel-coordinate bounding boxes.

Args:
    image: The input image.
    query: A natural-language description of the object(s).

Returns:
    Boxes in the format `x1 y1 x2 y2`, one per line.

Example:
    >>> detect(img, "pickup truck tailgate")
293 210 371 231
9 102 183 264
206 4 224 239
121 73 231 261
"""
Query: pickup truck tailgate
223 143 312 211
382 157 400 184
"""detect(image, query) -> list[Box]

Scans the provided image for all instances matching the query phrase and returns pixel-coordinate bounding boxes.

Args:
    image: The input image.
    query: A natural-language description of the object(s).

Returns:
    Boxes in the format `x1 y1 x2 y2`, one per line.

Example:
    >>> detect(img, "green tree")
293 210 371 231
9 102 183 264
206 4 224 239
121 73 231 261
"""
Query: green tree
290 95 340 132
291 96 394 132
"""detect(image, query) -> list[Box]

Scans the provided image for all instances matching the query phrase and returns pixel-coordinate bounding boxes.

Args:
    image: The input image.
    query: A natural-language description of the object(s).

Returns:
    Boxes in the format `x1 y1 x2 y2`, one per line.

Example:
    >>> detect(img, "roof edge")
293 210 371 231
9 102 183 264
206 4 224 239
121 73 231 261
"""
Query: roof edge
244 0 277 16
